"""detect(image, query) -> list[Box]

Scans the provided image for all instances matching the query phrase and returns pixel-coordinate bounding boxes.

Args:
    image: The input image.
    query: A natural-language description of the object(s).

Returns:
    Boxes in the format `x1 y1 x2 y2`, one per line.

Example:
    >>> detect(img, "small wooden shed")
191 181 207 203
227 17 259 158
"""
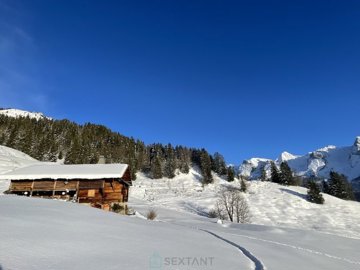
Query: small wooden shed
0 163 132 211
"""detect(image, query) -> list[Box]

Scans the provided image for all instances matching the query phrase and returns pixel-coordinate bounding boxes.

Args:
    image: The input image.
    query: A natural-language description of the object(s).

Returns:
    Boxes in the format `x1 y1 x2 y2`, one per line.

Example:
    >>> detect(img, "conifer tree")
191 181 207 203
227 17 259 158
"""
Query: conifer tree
326 171 355 200
34 138 47 161
270 162 281 183
307 181 324 204
260 167 267 181
19 130 33 155
151 157 163 179
6 127 17 149
64 138 81 164
212 152 227 175
199 149 213 184
227 166 235 182
279 162 295 185
48 143 58 162
240 177 247 192
0 133 5 145
164 144 176 178
177 146 190 174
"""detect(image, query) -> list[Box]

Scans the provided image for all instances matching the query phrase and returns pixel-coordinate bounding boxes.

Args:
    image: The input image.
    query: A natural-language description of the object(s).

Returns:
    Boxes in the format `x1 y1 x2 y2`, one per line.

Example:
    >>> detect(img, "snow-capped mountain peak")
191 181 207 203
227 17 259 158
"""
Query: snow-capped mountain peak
352 136 360 155
0 108 51 120
277 151 299 163
239 137 360 181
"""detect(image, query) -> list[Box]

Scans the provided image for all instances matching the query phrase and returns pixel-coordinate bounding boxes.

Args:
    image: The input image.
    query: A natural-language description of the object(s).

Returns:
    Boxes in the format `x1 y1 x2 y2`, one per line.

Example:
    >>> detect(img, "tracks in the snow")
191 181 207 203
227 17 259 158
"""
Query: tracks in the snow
200 229 266 270
222 231 360 266
164 221 266 270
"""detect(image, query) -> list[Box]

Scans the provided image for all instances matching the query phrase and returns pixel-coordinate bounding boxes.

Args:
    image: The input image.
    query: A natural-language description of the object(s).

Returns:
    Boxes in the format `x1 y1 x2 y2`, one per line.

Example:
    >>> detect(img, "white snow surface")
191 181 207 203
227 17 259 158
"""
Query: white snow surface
1 193 360 270
0 163 129 180
131 169 360 239
0 108 50 120
239 136 360 181
0 148 360 269
0 145 40 191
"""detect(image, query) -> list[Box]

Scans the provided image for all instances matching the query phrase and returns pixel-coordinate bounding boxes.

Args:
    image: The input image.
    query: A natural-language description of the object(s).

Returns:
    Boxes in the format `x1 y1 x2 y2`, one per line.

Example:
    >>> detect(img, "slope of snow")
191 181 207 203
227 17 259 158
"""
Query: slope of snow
131 170 360 239
239 137 360 181
0 145 359 269
246 181 360 238
0 145 40 192
1 194 360 270
0 196 246 270
0 108 50 120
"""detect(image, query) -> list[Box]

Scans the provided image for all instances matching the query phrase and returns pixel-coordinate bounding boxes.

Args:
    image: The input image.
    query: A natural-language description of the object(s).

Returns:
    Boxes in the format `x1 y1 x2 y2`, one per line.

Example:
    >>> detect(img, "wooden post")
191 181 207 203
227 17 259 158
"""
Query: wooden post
76 180 80 202
30 181 34 197
52 180 56 197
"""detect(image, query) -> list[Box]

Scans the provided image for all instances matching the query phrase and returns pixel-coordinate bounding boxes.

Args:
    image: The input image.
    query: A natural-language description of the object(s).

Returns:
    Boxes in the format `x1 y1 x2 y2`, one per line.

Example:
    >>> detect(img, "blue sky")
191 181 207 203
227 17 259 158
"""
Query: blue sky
1 0 360 164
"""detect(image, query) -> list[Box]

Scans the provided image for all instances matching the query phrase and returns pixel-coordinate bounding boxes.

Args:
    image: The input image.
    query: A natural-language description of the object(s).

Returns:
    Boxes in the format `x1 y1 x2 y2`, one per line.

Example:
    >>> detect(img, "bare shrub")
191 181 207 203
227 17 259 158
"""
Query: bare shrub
234 194 251 223
112 203 126 214
240 178 247 192
146 209 157 220
208 209 218 218
215 188 251 223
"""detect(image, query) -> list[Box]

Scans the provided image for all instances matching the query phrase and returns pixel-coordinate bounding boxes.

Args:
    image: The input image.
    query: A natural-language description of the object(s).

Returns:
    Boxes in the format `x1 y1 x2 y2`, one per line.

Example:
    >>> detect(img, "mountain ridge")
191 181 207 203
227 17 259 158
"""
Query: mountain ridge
239 137 360 182
0 108 51 120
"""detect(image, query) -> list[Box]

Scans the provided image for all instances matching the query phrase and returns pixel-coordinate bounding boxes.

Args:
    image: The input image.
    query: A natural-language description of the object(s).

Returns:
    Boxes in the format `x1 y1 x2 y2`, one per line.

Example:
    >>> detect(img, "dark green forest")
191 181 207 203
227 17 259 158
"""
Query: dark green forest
0 115 229 182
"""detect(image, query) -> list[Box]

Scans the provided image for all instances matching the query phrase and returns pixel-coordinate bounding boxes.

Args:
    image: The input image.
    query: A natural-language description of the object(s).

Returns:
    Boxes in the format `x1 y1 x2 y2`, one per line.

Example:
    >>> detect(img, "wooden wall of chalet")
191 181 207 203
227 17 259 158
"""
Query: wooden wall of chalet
122 168 131 182
10 178 130 205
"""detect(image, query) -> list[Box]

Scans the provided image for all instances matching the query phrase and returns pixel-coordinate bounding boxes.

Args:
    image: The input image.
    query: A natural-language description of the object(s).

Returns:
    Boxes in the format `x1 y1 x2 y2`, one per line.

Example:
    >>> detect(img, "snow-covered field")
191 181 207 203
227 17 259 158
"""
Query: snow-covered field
1 146 360 269
131 169 360 239
1 195 360 270
0 145 40 192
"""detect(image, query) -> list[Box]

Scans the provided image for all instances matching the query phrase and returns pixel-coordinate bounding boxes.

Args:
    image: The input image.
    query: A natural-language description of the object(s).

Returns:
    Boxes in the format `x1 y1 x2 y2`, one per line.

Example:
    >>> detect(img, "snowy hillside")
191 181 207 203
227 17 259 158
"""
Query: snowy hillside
0 145 40 192
0 108 50 120
0 147 360 269
131 170 360 239
239 136 360 181
1 144 359 240
1 195 360 270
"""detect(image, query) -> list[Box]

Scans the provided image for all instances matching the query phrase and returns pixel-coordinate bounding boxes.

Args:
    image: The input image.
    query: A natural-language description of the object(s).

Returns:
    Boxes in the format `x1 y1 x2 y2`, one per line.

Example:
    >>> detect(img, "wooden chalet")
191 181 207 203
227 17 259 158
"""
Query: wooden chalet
0 163 132 211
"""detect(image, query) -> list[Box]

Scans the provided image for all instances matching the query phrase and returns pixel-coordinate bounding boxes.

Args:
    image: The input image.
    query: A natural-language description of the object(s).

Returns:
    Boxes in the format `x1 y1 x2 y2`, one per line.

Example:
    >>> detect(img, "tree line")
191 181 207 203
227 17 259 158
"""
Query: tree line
0 115 232 183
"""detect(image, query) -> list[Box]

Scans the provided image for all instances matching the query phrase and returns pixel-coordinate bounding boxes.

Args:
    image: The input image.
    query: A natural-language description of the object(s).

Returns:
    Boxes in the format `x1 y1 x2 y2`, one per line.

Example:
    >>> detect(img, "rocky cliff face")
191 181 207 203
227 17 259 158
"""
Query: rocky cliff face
352 137 360 155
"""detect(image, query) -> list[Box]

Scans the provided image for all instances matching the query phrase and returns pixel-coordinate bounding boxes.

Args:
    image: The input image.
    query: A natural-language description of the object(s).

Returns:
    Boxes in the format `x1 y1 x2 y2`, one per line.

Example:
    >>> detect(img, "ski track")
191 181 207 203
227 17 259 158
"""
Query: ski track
165 220 360 269
222 231 360 266
200 229 266 270
160 221 266 270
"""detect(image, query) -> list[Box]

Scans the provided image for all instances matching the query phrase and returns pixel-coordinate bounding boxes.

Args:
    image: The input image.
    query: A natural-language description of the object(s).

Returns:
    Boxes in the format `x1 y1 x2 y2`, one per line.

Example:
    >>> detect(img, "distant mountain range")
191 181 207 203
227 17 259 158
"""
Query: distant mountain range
239 137 360 182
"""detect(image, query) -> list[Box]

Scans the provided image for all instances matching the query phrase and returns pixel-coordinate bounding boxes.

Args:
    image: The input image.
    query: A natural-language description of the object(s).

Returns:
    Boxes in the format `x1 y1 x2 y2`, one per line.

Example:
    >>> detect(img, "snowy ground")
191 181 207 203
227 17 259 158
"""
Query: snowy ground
131 169 360 239
1 195 360 270
1 147 360 269
0 145 40 192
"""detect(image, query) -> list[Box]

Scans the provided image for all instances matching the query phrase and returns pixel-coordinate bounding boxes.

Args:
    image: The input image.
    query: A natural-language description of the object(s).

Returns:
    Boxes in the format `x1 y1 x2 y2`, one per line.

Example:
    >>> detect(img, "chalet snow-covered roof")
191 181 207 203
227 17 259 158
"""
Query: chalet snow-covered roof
0 163 129 180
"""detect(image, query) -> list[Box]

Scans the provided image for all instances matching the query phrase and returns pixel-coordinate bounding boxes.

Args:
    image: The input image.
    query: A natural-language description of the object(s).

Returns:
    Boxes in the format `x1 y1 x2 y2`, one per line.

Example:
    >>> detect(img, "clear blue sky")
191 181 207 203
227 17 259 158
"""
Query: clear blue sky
1 0 360 164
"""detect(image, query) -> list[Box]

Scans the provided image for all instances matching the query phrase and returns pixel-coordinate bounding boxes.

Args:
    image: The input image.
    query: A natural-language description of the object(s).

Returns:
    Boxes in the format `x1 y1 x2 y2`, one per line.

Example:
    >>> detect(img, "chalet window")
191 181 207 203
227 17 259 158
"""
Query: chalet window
87 189 96 197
